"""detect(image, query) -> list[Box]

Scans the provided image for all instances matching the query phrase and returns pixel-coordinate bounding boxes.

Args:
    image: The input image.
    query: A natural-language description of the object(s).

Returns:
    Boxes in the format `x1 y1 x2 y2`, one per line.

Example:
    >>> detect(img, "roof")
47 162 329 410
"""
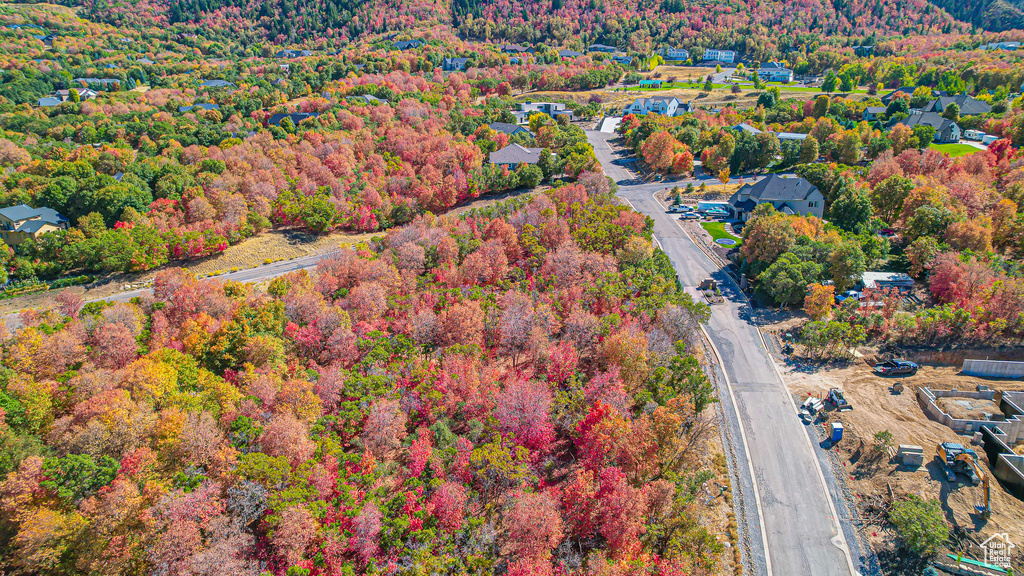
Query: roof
489 122 529 135
729 175 820 205
925 95 992 116
639 78 662 85
137 57 154 65
865 106 887 113
862 271 914 289
0 204 68 226
588 43 617 51
761 62 787 69
896 112 957 132
443 57 471 67
489 143 543 165
268 112 319 126
732 123 763 135
559 49 584 57
74 77 119 84
775 132 808 140
38 97 61 107
394 40 421 50
200 79 235 88
179 103 220 112
500 44 529 53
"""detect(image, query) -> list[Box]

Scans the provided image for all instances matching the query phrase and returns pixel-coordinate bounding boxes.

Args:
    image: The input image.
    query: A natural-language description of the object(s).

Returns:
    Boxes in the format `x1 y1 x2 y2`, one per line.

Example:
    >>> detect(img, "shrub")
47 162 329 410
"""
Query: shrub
889 494 948 554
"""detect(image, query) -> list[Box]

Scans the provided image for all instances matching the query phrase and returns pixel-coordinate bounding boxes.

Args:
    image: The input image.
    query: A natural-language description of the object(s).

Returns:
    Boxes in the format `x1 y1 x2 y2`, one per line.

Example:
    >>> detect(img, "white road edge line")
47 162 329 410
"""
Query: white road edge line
644 190 773 576
651 189 857 576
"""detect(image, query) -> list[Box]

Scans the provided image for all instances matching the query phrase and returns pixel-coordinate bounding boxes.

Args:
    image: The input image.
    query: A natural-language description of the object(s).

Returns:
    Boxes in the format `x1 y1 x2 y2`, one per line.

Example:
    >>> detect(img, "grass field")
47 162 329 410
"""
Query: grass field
701 221 742 247
929 143 982 157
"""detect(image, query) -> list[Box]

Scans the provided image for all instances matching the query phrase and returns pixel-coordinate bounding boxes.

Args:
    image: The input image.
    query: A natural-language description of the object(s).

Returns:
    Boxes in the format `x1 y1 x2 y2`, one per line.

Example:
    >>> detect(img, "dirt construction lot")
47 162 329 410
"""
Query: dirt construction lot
783 359 1024 571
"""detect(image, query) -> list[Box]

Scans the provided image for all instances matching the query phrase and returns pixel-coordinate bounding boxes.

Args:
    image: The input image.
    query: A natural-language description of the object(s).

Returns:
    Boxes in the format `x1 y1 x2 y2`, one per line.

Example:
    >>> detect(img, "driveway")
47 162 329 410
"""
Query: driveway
587 129 866 576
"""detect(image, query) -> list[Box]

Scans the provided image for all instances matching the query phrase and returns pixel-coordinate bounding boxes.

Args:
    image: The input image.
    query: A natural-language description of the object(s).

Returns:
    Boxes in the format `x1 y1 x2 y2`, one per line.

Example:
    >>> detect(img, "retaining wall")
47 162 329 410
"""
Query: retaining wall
979 426 1024 500
917 387 1024 444
963 359 1024 379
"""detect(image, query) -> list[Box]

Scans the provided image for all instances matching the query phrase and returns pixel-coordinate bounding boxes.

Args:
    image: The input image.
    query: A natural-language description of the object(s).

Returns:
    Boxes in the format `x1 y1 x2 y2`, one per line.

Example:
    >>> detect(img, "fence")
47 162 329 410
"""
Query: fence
963 359 1024 379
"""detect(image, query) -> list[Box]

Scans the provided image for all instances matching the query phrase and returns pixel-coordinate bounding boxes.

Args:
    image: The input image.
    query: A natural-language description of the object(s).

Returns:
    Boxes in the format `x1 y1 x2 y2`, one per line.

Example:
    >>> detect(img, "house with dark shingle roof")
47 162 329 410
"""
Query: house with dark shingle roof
38 97 62 107
0 204 70 246
268 112 319 126
588 43 618 53
922 95 991 116
728 175 825 221
442 57 471 71
731 123 763 135
500 44 530 53
624 96 680 116
56 87 98 101
394 40 422 50
200 79 236 88
894 112 961 143
612 55 632 65
489 144 543 169
74 78 120 86
276 49 312 58
349 94 387 105
881 86 946 104
863 106 887 121
559 49 584 58
488 122 531 136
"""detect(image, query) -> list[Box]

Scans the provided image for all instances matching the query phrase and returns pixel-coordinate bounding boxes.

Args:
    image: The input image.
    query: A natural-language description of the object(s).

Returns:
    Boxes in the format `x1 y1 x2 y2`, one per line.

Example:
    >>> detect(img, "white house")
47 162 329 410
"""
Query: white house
661 47 689 61
757 62 793 83
703 48 736 63
623 96 681 116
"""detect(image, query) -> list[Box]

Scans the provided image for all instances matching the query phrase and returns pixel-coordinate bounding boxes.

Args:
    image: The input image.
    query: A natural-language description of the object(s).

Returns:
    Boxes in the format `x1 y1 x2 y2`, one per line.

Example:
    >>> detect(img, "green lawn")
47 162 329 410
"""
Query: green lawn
929 143 981 157
701 222 742 247
622 82 731 91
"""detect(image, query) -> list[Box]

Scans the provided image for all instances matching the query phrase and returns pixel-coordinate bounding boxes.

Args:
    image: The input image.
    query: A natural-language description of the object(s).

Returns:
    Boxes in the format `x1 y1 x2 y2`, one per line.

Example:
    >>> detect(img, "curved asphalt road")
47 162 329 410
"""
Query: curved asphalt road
587 128 860 576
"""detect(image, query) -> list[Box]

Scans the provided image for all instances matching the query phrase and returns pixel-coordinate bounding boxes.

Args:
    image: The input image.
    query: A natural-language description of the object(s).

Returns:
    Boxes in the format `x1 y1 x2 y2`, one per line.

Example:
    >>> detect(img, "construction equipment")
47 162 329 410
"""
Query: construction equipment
936 442 981 484
799 395 825 421
825 388 853 411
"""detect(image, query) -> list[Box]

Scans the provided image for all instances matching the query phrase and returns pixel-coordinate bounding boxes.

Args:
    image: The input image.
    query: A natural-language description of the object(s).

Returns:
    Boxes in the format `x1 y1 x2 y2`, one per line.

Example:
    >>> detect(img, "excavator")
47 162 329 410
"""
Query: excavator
936 442 992 520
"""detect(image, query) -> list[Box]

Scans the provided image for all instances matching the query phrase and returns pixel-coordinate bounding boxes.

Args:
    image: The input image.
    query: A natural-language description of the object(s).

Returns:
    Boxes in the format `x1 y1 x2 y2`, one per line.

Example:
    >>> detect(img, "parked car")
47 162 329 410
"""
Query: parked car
680 212 700 220
834 290 862 304
668 204 693 213
874 359 918 376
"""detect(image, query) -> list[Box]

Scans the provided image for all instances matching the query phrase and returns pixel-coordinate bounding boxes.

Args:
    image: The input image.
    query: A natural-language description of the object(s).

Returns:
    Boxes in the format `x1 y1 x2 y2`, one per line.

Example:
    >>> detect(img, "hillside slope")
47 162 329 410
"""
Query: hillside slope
59 0 971 45
928 0 1024 31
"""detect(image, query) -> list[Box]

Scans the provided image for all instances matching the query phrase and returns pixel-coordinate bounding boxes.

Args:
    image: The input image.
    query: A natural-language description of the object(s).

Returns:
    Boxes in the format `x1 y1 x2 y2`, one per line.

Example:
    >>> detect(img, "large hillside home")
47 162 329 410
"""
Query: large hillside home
728 175 825 221
624 97 680 116
921 95 992 116
0 204 69 246
489 144 543 169
894 112 961 143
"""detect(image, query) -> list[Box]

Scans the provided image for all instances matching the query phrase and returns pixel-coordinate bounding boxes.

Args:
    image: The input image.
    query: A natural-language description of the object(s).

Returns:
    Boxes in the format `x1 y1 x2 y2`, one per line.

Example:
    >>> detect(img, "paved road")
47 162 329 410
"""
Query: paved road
588 129 858 576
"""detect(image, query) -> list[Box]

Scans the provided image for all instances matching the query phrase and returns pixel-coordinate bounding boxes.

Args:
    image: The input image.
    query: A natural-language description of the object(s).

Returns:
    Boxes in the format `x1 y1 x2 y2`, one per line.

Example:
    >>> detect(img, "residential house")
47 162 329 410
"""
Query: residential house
38 97 62 107
500 44 530 53
559 49 584 58
612 55 632 65
588 44 618 53
728 175 826 221
775 132 808 141
55 87 98 101
677 100 694 114
137 57 155 65
921 95 992 116
74 78 120 86
350 94 388 105
268 112 319 126
895 112 961 143
880 86 944 104
394 40 422 50
863 106 887 121
854 45 875 57
0 204 69 246
661 47 689 60
861 271 914 291
442 57 471 71
731 123 763 135
489 122 532 136
509 57 520 65
638 79 663 88
981 41 1021 51
179 103 220 113
489 144 543 169
517 102 574 122
276 49 312 58
200 79 236 88
702 48 736 63
34 34 55 47
757 62 793 83
623 96 680 116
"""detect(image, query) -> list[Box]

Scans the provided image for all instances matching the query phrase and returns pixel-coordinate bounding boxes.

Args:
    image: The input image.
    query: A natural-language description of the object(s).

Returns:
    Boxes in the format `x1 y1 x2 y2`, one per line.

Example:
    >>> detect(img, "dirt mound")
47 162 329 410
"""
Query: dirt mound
936 397 1002 420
